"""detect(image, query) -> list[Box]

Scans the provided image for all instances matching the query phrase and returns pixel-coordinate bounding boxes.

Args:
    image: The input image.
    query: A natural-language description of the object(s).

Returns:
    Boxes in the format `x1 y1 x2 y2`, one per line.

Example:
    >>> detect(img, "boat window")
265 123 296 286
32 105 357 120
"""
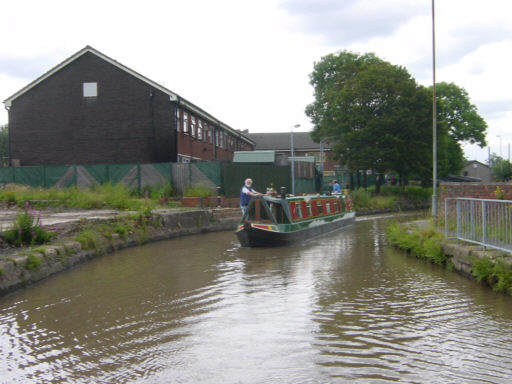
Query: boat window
247 198 272 223
317 200 324 215
296 203 303 219
306 202 313 216
325 201 331 214
333 199 339 212
269 202 290 224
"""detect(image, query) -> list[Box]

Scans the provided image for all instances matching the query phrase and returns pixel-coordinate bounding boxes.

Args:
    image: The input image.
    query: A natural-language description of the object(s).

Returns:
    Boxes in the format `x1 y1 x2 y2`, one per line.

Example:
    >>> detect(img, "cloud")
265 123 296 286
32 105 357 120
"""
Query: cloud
0 55 59 81
278 0 427 45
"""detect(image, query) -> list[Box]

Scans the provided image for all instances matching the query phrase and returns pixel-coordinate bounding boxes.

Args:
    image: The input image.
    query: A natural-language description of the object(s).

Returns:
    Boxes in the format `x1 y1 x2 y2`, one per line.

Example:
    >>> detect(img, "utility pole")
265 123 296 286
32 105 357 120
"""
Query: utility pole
431 0 438 218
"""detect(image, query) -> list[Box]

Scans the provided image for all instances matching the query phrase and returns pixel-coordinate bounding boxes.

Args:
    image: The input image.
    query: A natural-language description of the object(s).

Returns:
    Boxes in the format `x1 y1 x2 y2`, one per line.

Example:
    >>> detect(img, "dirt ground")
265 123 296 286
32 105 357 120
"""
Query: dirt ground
0 206 124 232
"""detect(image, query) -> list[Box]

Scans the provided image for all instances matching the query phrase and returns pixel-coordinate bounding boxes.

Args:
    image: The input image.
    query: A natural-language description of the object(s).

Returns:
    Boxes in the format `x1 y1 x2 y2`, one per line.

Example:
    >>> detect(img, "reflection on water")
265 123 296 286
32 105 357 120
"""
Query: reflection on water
1 214 512 383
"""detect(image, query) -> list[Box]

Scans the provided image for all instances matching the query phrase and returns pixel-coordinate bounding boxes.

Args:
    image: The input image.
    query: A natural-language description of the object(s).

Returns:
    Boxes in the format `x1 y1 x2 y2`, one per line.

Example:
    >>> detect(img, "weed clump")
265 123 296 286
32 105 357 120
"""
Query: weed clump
2 202 54 247
386 221 447 265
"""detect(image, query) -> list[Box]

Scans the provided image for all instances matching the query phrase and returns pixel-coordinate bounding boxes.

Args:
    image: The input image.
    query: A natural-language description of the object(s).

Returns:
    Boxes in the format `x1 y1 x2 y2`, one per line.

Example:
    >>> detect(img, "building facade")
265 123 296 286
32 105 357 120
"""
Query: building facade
462 160 493 183
247 132 338 172
3 46 253 166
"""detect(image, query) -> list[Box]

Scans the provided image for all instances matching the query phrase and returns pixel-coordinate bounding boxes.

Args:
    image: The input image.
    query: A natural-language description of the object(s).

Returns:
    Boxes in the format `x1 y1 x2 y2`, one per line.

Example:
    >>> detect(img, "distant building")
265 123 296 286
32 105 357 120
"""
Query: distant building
3 46 254 166
462 160 493 183
246 132 338 172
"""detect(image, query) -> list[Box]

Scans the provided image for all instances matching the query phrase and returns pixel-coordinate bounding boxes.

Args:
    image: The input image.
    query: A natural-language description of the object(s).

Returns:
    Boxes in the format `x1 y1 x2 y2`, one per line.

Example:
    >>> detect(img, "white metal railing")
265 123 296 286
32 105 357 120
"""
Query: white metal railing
445 198 512 254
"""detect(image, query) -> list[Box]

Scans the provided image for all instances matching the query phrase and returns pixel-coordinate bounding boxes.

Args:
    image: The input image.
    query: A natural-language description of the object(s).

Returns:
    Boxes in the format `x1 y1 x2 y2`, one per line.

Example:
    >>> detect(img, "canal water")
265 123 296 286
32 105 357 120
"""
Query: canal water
1 214 512 383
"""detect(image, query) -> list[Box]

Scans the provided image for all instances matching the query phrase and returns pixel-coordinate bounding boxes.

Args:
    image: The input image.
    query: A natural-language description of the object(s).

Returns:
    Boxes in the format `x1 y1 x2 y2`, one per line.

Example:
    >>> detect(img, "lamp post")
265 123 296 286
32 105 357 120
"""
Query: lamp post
431 0 438 218
291 124 300 195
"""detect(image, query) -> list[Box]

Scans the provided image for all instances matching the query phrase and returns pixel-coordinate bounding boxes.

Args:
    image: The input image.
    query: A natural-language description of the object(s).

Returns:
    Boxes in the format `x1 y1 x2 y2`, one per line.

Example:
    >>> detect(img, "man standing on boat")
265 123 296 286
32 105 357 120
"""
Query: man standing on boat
332 180 341 193
240 178 265 215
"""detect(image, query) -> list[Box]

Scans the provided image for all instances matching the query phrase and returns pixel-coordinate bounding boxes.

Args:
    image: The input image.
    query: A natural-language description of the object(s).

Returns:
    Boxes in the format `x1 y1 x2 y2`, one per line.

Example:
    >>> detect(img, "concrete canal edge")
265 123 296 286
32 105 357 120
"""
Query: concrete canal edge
441 241 511 278
399 220 512 294
0 208 241 297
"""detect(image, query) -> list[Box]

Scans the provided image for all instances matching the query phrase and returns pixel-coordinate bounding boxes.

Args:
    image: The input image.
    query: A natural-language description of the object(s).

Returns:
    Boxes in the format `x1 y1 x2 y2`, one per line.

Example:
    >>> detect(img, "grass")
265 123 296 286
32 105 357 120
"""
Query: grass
348 185 431 212
2 202 55 247
0 183 177 211
471 256 512 294
387 219 512 294
386 221 448 265
183 183 216 198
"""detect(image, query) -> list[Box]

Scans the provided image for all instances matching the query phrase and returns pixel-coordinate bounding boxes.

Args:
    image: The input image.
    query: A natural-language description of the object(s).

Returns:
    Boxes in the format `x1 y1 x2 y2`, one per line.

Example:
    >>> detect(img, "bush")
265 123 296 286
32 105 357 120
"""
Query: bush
2 202 54 247
184 184 215 198
472 257 512 293
25 253 42 271
386 221 448 265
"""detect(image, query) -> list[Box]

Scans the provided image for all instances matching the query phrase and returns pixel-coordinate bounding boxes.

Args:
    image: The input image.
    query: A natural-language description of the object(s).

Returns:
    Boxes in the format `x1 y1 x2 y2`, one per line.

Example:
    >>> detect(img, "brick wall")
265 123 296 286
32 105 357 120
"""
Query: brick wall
440 182 512 201
9 52 176 166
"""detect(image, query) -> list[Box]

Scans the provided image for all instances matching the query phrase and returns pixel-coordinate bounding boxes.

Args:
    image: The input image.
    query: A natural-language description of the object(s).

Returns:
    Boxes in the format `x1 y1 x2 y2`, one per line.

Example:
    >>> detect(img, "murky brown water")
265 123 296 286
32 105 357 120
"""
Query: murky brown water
1 213 512 383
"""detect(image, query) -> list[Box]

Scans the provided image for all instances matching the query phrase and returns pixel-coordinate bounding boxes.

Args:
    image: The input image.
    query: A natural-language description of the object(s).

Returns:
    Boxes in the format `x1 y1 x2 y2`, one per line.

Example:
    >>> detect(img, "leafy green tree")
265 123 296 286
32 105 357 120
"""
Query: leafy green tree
306 51 432 189
434 82 487 147
489 153 512 181
0 124 8 165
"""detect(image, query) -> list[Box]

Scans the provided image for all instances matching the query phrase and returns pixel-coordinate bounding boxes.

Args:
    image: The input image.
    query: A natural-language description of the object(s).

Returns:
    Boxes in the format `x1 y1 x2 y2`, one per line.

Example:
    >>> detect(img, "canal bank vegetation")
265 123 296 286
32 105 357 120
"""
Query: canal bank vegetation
350 185 432 212
0 183 178 211
386 221 448 265
386 221 512 295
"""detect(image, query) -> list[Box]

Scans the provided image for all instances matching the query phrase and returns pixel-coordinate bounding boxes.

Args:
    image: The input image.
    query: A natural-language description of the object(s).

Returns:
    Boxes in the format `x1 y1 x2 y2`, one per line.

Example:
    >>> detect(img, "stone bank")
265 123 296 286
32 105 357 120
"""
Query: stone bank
0 208 241 297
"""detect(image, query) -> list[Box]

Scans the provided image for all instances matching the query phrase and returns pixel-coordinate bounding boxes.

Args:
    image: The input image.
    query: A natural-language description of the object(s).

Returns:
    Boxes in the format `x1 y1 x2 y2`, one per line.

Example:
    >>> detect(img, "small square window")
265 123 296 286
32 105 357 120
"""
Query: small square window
83 82 97 97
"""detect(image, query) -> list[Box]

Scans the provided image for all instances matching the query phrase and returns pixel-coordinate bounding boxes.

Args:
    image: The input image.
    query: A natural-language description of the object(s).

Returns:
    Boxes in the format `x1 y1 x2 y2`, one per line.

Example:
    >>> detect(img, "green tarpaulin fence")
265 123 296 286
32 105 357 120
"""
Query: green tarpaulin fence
0 161 320 197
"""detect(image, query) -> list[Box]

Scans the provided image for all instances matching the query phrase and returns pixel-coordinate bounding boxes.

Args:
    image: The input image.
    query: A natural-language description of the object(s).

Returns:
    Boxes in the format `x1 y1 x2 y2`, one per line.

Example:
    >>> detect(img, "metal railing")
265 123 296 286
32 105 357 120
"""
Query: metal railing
445 198 512 254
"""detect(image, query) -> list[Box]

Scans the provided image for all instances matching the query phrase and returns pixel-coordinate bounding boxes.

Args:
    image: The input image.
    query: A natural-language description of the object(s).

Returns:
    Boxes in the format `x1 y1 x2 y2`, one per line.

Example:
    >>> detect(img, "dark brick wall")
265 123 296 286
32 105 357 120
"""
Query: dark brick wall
9 52 177 165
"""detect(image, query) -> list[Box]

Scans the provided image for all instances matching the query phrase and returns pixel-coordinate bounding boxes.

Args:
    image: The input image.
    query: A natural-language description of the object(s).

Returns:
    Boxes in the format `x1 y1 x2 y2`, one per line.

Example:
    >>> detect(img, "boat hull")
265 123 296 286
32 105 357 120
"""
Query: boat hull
236 212 355 247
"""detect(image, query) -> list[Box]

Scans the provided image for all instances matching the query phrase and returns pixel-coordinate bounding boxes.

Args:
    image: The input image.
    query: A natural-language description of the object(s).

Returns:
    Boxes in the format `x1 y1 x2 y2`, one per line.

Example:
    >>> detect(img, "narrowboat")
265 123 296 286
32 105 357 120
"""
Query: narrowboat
236 193 355 247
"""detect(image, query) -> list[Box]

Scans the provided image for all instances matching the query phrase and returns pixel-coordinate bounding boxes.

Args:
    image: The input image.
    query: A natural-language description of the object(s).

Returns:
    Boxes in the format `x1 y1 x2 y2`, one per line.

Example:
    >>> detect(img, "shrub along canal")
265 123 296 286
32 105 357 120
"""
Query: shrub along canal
0 212 511 383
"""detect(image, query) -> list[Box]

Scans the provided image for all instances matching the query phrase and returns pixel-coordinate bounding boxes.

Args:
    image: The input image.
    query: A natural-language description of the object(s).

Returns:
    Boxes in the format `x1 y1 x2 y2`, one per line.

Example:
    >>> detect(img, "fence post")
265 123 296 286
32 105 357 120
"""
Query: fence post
482 200 487 250
137 164 141 195
470 199 475 241
456 199 461 243
73 166 77 187
445 198 448 237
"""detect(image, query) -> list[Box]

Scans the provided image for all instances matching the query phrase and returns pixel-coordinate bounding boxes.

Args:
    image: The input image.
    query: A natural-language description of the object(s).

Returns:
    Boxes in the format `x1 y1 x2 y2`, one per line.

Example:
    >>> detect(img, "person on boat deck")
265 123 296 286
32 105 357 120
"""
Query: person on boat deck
240 178 265 215
332 180 341 193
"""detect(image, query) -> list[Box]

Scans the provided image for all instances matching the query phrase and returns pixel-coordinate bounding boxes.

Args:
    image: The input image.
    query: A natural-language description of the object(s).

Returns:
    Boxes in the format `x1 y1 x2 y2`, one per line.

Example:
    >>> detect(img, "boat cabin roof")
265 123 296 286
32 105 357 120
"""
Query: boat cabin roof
242 194 345 225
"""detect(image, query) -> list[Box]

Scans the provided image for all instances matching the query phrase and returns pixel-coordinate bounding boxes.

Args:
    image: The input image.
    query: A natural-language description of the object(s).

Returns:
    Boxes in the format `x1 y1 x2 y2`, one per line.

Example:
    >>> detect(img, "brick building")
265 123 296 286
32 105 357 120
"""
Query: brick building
3 46 253 166
246 132 339 172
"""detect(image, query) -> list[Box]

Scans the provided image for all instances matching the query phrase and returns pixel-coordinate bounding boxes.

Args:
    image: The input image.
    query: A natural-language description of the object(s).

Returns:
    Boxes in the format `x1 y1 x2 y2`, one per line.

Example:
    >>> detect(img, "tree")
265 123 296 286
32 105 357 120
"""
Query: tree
434 82 487 147
489 153 512 182
430 82 488 177
0 124 8 165
306 51 432 189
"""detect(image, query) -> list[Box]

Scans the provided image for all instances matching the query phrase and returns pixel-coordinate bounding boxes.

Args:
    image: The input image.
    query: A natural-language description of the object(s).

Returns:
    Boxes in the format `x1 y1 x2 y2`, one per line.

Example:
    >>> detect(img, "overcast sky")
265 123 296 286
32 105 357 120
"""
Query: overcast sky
1 0 511 162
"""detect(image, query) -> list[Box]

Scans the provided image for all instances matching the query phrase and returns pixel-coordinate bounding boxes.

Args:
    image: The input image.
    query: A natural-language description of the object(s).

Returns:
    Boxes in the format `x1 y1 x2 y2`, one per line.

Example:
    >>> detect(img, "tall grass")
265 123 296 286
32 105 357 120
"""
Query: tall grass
0 183 172 210
183 183 216 198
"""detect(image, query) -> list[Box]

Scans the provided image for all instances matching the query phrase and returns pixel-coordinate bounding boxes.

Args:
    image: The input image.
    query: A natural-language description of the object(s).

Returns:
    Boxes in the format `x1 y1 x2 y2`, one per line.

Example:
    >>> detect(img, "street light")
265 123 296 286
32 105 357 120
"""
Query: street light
432 0 438 218
291 124 300 195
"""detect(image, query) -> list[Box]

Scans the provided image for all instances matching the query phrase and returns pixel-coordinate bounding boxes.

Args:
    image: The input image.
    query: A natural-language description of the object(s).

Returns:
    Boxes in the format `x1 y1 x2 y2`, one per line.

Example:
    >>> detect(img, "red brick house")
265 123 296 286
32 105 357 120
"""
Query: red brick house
3 46 253 166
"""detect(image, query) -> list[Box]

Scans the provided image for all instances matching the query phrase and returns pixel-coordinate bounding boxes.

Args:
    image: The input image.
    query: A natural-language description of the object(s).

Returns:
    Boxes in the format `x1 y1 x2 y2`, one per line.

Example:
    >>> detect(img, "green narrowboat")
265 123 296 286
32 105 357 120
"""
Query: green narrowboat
236 193 355 247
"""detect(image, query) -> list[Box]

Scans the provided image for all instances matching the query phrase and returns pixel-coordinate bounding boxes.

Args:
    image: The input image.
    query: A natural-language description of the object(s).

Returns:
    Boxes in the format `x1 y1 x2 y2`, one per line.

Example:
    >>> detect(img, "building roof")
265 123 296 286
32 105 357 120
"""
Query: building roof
233 151 275 163
464 160 490 169
3 46 254 146
247 132 329 151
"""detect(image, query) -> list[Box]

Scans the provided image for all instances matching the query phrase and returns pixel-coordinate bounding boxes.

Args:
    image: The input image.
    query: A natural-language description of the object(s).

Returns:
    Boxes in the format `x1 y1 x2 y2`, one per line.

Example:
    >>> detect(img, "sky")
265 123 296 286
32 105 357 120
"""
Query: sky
1 0 511 163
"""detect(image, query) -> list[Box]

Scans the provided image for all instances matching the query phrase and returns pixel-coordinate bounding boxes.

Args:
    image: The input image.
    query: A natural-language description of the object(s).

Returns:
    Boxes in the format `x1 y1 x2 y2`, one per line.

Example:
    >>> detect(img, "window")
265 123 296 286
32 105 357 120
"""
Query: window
198 120 203 140
191 116 196 137
83 82 97 97
183 113 189 134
